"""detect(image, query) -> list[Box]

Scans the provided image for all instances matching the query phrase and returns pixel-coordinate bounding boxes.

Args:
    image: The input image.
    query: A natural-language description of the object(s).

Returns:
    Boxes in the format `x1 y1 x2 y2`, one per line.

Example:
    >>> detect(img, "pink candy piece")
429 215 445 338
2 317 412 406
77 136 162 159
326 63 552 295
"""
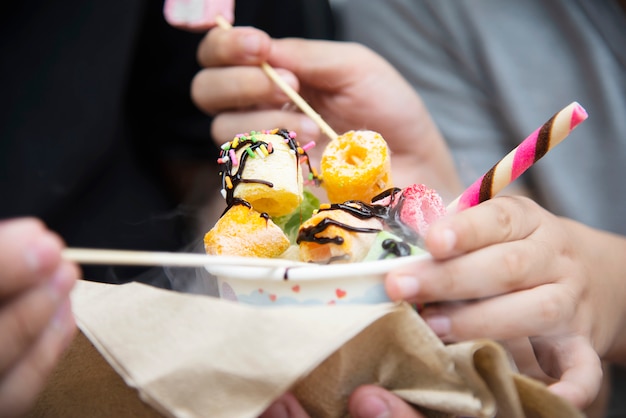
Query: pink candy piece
376 184 447 237
396 184 446 237
450 102 588 212
163 0 234 31
229 149 237 167
300 141 316 152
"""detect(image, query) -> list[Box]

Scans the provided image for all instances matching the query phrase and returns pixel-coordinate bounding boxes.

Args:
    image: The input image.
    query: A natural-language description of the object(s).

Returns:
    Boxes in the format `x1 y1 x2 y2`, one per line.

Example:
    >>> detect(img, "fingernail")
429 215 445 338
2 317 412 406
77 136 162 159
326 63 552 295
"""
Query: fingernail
440 228 456 252
241 33 261 56
300 117 320 138
51 299 75 331
47 264 77 301
260 400 289 418
24 233 61 273
392 276 420 299
424 315 451 337
273 70 298 102
275 69 298 89
352 395 390 418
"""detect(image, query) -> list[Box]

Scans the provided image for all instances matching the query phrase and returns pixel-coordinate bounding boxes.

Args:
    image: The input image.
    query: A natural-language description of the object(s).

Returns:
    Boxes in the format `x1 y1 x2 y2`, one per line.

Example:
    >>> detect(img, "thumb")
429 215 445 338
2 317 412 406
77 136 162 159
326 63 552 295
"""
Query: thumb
533 337 602 409
349 385 426 418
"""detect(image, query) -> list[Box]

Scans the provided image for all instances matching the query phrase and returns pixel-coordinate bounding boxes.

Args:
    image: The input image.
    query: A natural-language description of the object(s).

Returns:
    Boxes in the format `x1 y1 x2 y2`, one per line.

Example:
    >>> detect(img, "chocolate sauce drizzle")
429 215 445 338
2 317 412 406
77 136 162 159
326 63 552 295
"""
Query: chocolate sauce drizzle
296 187 422 256
217 128 318 216
216 129 418 261
296 217 381 245
381 238 412 258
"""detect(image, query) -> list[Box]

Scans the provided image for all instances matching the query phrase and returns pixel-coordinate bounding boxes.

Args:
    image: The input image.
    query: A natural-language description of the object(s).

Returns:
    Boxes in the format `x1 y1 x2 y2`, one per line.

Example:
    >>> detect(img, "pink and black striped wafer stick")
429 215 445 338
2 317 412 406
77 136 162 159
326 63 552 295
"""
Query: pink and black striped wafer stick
447 102 588 212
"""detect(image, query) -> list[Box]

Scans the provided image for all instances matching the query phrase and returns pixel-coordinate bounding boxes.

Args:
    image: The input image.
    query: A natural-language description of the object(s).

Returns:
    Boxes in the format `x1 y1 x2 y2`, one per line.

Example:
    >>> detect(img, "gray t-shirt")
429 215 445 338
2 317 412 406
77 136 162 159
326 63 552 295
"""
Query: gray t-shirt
338 0 626 235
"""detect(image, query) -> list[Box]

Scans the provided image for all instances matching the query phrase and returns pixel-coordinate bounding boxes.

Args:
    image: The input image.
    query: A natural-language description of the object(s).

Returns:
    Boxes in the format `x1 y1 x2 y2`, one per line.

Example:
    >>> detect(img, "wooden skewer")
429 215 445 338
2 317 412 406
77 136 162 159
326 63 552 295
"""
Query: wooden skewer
215 15 338 141
63 248 308 269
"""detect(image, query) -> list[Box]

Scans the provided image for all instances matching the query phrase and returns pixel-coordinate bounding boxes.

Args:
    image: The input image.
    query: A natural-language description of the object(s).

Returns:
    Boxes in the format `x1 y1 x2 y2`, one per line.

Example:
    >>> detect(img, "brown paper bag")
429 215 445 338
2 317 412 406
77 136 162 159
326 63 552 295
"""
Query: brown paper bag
29 281 583 418
29 332 162 418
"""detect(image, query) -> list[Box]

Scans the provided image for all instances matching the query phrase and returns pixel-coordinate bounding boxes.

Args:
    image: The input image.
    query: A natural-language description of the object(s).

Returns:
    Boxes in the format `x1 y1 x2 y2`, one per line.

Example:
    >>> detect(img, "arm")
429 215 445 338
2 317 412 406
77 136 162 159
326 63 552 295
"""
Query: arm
0 218 79 415
386 196 626 408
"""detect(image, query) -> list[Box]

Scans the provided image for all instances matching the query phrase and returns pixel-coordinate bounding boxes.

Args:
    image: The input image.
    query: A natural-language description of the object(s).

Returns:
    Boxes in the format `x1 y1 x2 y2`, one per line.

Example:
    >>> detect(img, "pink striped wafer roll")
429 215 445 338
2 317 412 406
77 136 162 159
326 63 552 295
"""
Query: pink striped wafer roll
447 102 588 212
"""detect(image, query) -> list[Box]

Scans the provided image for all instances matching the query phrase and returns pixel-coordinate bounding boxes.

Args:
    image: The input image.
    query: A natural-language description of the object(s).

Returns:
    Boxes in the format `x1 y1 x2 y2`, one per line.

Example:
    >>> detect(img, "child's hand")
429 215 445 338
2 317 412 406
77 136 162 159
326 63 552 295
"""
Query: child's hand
387 196 626 408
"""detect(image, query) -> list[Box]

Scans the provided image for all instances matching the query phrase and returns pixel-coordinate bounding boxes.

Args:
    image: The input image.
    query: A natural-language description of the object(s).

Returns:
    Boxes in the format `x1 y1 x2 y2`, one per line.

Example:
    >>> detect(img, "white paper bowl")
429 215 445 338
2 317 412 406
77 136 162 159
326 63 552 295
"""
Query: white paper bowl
205 254 429 306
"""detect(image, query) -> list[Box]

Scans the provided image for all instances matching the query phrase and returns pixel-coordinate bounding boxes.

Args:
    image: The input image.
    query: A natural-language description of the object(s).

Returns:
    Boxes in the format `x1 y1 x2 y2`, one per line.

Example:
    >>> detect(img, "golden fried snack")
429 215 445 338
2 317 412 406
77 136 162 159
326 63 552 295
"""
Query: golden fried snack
204 204 290 258
320 130 393 203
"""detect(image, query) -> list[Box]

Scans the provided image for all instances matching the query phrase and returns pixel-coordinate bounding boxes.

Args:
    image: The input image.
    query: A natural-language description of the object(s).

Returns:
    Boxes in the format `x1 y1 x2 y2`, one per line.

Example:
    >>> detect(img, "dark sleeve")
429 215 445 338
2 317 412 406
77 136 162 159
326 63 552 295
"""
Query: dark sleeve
127 0 336 163
0 0 335 285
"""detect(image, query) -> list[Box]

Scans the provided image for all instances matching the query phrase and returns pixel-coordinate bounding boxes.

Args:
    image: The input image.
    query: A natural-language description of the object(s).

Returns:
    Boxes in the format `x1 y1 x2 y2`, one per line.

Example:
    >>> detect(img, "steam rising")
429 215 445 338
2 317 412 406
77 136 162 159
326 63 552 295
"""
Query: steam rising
131 237 220 297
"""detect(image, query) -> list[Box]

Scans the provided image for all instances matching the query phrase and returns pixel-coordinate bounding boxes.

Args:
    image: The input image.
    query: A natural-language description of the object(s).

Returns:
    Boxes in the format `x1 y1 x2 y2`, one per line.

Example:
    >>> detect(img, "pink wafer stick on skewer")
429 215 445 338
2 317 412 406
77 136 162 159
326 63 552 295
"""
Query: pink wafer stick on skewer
447 102 588 213
164 0 234 31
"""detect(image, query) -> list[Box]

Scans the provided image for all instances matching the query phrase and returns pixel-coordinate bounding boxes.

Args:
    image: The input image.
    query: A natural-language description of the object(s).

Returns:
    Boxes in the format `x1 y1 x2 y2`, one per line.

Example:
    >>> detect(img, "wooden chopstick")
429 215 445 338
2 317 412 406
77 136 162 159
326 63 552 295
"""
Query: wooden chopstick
215 15 338 141
62 248 307 268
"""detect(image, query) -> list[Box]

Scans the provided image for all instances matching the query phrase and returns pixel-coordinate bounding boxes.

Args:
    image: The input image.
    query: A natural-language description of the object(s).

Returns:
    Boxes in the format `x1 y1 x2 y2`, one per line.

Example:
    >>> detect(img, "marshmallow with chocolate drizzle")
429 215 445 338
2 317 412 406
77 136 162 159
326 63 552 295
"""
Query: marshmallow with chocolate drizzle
217 128 319 218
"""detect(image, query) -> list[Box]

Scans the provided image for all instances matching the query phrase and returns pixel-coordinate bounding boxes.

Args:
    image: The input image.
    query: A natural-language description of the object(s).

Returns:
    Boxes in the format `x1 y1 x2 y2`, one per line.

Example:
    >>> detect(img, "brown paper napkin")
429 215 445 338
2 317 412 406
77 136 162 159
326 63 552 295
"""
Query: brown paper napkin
63 280 582 418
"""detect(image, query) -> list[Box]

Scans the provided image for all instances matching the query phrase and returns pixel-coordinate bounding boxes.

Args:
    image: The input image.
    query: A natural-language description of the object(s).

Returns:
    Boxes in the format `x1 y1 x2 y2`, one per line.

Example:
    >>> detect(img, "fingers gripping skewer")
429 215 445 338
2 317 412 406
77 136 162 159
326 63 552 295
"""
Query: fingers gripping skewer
215 15 338 141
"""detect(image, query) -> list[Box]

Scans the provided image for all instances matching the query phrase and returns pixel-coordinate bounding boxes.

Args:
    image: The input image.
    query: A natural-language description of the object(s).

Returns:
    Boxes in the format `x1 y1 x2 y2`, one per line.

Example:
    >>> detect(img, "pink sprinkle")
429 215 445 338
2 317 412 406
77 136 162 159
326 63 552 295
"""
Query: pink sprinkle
288 131 297 138
229 149 237 167
301 141 316 151
267 142 273 153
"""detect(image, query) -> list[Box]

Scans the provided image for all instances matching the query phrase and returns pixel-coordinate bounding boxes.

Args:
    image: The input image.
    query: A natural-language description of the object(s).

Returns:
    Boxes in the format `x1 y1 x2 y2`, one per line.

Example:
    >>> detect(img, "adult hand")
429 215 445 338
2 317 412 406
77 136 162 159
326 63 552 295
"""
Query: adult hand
192 26 462 197
260 386 426 418
0 218 79 415
386 196 626 409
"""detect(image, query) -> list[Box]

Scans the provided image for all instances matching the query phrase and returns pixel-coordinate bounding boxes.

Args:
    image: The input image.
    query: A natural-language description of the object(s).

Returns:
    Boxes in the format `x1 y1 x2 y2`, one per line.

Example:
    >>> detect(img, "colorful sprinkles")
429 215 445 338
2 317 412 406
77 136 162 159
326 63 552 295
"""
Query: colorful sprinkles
217 128 321 207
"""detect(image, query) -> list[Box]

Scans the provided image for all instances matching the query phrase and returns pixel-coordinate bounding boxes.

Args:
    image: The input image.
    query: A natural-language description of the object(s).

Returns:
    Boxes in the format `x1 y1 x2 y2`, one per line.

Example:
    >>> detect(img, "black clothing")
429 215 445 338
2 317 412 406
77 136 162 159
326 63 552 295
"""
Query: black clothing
0 0 334 285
